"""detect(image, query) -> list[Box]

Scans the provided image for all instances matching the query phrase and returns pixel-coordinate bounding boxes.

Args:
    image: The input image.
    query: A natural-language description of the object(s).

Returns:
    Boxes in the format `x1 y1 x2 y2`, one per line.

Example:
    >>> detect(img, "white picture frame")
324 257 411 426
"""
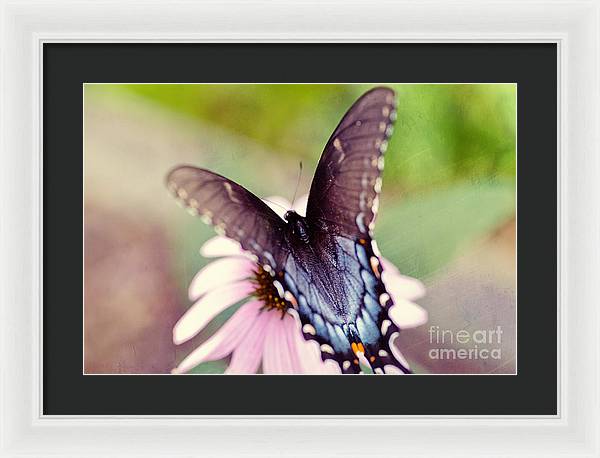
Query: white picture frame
1 0 598 456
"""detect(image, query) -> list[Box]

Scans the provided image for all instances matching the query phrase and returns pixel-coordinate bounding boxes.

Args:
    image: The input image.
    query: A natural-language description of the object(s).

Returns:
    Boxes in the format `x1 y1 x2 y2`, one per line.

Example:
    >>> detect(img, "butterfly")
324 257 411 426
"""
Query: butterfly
166 87 410 374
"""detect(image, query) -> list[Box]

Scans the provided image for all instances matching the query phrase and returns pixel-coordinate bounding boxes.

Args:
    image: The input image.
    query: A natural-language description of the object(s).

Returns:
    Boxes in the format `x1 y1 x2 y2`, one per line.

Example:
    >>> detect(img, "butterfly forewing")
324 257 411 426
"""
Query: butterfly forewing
166 166 289 271
306 87 396 238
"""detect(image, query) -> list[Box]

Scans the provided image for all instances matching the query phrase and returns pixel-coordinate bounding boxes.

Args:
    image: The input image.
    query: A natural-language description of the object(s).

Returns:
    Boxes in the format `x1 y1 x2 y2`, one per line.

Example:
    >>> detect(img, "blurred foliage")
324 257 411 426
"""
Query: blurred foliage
114 83 516 193
189 360 228 374
378 179 515 279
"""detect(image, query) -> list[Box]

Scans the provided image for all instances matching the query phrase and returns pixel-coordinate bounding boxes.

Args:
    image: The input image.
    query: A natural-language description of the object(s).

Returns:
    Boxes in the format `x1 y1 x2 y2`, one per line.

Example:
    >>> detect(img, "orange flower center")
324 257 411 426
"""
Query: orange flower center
252 266 289 315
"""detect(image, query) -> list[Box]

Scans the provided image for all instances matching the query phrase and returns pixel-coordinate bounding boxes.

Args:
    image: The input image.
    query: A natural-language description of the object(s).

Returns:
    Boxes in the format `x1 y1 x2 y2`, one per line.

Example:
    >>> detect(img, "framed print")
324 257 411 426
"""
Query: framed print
1 1 599 457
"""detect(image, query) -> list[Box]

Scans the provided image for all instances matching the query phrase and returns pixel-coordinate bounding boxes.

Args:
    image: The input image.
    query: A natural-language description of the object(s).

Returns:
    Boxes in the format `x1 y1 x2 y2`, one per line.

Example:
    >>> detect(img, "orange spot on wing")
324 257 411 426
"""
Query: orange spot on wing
351 342 365 355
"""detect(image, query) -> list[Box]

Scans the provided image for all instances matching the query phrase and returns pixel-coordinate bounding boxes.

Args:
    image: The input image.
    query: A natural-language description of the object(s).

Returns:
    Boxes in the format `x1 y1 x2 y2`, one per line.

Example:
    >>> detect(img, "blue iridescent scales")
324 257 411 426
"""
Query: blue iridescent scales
166 87 409 374
280 234 407 374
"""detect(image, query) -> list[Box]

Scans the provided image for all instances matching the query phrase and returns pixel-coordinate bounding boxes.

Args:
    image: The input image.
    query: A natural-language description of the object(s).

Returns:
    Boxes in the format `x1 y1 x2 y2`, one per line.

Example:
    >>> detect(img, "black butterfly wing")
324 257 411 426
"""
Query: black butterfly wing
296 87 410 374
166 166 289 271
305 86 396 238
283 235 410 374
281 240 367 374
343 236 410 375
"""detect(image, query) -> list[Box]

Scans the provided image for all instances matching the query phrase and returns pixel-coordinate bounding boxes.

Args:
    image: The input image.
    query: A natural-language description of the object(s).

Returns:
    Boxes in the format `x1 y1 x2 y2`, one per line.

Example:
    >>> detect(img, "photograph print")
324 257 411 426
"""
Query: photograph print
84 83 516 375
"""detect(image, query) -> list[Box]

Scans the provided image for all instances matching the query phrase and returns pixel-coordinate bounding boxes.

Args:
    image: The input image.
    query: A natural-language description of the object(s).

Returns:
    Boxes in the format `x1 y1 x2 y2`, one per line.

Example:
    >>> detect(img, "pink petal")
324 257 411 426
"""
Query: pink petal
274 316 302 374
276 325 293 374
172 301 263 374
297 340 325 373
262 315 289 374
322 359 343 374
225 311 272 374
292 194 309 216
282 315 303 374
173 281 254 344
287 313 340 374
263 196 291 219
384 365 405 375
383 266 426 301
389 332 411 372
287 311 324 373
188 257 255 301
380 257 400 275
294 331 324 373
388 298 428 329
200 236 246 258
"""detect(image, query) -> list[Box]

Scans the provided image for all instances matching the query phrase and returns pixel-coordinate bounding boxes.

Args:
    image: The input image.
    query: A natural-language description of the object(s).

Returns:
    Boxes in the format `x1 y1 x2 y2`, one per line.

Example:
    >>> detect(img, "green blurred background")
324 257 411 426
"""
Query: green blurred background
84 84 516 374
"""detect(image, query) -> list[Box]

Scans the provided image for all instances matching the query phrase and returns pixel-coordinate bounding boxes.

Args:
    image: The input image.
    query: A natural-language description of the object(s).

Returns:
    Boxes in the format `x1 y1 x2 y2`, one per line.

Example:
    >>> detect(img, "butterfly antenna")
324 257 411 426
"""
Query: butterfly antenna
291 161 303 208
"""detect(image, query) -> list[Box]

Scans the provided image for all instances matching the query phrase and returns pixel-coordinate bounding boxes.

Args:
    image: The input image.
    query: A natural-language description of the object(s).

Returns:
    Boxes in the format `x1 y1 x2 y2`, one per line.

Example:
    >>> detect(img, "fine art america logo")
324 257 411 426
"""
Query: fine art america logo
428 326 503 360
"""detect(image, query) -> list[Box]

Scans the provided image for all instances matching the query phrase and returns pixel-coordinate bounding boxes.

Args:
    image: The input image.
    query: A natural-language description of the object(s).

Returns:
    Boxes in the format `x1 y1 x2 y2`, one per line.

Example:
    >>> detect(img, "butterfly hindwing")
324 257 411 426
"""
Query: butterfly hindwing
166 166 289 271
352 237 410 374
280 242 364 374
281 234 410 374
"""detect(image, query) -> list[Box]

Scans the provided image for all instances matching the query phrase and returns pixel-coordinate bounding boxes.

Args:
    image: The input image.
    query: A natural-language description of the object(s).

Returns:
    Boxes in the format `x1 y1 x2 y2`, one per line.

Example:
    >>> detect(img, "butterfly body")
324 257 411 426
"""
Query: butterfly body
167 87 410 374
283 210 311 243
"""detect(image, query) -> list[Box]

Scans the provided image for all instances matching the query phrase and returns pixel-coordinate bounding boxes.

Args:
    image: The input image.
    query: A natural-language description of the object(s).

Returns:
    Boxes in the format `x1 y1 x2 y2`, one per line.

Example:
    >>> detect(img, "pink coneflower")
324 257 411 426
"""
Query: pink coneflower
171 195 428 375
